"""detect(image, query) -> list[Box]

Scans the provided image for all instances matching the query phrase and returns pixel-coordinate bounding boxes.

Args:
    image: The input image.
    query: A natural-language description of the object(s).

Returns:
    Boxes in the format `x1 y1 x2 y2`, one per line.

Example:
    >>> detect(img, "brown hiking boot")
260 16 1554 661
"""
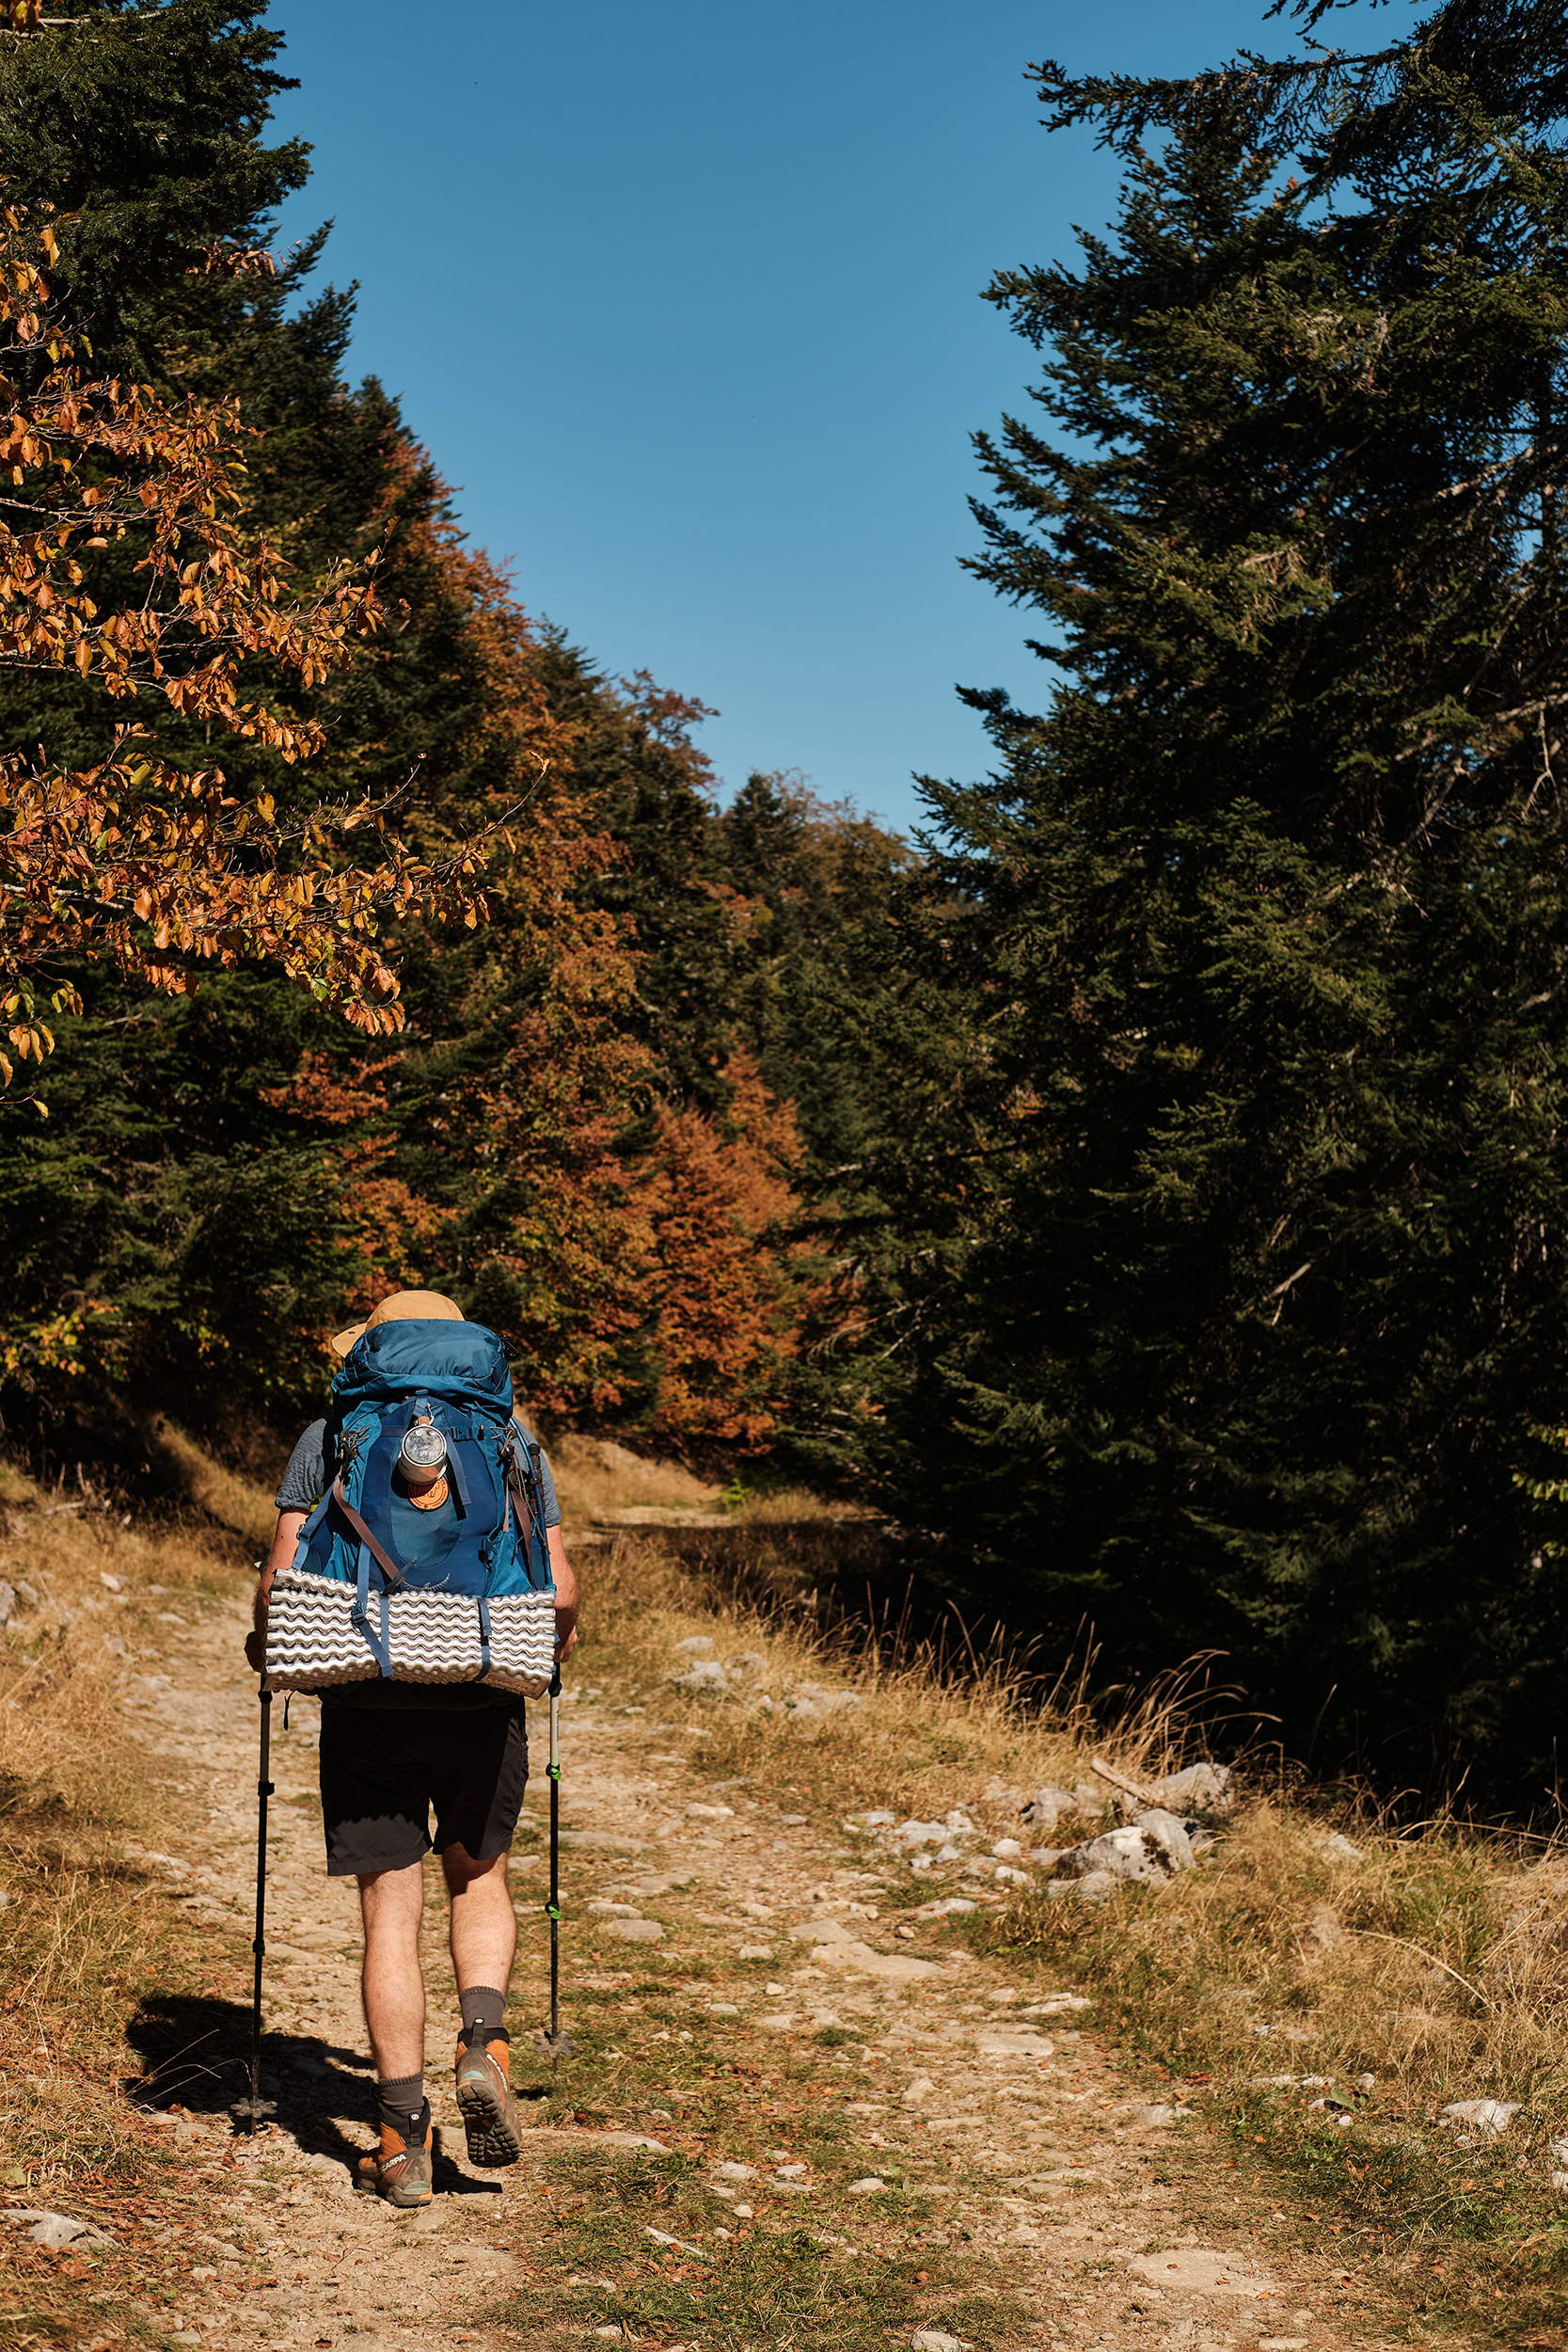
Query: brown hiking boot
454 2024 523 2168
356 2102 433 2207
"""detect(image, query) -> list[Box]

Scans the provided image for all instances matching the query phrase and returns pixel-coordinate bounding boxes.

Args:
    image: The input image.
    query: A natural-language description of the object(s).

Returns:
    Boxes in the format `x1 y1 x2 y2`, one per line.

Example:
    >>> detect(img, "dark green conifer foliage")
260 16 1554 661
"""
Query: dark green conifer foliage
845 2 1568 1798
0 0 309 377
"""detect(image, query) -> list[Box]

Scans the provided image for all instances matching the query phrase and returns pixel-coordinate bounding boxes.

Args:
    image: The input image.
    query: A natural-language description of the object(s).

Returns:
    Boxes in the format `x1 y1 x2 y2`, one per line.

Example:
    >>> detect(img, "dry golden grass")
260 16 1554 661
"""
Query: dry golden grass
574 1524 1568 2340
576 1522 1213 1816
549 1433 723 1521
0 1448 259 2195
141 1413 277 1549
548 1436 867 1528
0 1455 250 1827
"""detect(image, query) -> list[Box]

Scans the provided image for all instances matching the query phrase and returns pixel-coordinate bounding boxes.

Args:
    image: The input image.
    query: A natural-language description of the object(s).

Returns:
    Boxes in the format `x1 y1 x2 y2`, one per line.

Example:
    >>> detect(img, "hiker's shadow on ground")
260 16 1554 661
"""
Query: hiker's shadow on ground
122 1995 532 2198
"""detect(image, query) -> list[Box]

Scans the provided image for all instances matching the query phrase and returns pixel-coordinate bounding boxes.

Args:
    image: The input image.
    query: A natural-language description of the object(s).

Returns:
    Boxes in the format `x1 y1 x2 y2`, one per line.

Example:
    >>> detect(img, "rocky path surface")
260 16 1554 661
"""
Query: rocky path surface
101 1594 1441 2352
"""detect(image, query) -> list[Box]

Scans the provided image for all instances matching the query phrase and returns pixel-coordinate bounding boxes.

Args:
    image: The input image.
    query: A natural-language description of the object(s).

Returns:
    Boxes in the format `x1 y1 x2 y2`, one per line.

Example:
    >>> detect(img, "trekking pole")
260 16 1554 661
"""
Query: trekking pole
232 1681 278 2131
538 1664 575 2059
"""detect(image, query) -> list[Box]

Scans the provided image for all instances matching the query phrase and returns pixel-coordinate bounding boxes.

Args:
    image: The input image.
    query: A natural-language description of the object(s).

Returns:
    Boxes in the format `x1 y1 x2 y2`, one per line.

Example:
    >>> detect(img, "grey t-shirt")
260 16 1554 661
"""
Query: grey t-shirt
273 1415 562 1713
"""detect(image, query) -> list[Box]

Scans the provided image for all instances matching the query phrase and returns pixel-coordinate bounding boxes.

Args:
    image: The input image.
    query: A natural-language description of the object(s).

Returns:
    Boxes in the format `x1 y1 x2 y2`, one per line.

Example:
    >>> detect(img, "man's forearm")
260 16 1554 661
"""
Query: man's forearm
249 1508 307 1666
547 1525 579 1660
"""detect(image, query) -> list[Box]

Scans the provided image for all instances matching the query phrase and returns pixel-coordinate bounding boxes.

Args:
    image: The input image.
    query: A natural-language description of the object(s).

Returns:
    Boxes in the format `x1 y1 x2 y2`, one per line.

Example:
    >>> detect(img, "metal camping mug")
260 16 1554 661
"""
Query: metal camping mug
399 1418 448 1492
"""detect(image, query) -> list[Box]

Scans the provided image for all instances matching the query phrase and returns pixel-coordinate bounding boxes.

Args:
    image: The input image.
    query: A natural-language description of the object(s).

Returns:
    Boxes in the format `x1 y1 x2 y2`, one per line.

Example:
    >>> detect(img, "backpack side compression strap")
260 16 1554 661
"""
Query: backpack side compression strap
348 1540 393 1678
332 1475 404 1588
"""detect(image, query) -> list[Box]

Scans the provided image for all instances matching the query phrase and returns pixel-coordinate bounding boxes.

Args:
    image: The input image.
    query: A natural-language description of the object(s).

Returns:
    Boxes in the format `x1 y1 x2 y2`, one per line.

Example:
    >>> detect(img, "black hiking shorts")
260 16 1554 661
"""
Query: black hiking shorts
318 1699 530 1877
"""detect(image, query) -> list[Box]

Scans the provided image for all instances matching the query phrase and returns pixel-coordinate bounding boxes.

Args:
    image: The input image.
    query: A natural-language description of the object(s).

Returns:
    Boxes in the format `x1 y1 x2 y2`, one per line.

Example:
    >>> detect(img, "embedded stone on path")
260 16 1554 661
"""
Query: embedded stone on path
1128 2246 1279 2296
972 2024 1054 2060
605 1915 663 1942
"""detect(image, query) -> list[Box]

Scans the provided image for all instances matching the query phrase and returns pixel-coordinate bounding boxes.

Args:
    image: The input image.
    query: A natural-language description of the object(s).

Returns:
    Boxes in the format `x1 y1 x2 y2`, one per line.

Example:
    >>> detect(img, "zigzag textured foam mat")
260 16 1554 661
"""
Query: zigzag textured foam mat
264 1568 556 1696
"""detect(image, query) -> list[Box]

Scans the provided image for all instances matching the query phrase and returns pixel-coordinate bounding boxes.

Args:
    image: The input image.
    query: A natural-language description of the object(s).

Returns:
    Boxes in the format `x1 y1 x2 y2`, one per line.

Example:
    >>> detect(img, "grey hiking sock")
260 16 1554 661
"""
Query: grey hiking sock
459 1984 508 2042
377 2073 426 2139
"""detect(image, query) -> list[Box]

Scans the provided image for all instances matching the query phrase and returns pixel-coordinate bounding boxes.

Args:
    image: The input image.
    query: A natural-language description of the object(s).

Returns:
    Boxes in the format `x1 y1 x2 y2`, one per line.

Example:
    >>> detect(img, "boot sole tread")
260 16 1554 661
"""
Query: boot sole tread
456 2074 524 2168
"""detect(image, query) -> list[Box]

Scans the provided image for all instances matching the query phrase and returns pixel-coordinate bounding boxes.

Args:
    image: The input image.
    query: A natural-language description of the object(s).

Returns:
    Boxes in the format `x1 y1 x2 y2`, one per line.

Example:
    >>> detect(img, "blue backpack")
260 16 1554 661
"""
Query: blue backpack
273 1318 557 1693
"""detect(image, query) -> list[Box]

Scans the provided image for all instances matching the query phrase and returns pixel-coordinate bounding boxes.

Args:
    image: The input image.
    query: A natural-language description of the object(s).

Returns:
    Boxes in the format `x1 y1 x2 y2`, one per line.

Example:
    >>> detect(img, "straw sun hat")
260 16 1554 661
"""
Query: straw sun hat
329 1288 464 1360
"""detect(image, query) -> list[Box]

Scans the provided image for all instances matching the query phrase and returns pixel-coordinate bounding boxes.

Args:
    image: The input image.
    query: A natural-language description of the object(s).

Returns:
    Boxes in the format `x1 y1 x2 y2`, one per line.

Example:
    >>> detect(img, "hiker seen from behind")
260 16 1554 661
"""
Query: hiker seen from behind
247 1288 579 2207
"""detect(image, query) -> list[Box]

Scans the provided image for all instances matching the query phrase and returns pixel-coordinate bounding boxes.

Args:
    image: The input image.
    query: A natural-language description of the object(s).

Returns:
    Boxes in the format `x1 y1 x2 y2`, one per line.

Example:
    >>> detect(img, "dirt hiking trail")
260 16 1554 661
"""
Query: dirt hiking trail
18 1575 1452 2352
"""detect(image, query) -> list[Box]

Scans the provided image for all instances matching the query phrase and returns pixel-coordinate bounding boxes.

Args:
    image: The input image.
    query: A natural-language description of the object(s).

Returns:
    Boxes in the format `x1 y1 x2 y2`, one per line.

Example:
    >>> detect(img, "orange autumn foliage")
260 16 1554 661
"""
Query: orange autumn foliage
248 440 816 1446
0 199 514 1086
631 1053 815 1445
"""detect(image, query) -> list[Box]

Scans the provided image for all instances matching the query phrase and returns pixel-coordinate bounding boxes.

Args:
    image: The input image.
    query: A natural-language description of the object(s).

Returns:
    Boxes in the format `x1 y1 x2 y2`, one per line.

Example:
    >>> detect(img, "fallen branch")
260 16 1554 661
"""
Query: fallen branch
1091 1756 1163 1809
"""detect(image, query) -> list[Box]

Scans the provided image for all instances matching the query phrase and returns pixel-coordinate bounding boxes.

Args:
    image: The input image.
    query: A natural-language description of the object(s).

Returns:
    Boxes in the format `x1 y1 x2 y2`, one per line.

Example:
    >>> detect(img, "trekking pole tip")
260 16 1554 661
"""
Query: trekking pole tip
230 2095 277 2130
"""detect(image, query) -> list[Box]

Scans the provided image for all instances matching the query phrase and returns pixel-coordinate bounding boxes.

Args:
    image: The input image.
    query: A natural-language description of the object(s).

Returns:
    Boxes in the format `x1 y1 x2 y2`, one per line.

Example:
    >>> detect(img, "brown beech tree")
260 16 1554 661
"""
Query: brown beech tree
0 200 507 1093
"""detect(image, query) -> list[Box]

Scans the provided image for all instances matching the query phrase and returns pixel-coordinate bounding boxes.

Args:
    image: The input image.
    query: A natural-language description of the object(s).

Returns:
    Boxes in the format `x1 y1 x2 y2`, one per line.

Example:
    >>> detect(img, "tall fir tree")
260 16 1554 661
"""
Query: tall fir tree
834 0 1568 1799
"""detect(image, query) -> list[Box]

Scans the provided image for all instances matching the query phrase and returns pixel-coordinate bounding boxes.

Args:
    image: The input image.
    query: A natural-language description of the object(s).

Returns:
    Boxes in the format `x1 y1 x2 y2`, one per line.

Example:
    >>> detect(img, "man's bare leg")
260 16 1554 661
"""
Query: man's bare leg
446 1845 524 2167
359 1860 426 2076
356 1859 434 2204
444 1843 516 1994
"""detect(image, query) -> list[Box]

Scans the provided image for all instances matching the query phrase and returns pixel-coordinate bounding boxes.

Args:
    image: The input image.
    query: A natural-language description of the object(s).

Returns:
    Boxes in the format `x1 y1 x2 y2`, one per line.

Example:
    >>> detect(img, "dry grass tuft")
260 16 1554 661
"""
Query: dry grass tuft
141 1413 277 1549
574 1526 1201 1823
549 1434 723 1521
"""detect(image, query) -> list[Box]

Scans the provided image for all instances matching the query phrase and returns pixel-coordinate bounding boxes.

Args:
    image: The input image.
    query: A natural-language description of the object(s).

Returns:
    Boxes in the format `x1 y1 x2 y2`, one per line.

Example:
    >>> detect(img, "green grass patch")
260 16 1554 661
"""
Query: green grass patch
501 2143 1033 2352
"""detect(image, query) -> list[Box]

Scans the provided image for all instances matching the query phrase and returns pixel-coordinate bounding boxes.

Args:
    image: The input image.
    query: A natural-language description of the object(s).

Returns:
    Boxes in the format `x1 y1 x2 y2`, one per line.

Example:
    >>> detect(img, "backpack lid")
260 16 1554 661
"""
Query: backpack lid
332 1317 514 1416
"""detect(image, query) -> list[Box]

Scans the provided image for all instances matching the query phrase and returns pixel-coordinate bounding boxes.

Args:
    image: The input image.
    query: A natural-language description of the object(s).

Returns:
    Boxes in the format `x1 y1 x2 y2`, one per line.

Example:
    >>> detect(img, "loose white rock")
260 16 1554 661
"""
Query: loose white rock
911 2332 974 2352
847 2176 887 2193
1148 1762 1233 1815
1019 1782 1099 1833
1050 1808 1196 1897
1442 2098 1519 2135
671 1660 728 1693
644 2225 705 2256
0 2209 117 2250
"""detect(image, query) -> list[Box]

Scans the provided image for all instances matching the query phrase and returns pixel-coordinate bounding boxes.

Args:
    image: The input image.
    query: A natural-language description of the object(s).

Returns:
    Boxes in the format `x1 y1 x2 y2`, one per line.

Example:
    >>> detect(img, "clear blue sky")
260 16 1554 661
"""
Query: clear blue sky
264 0 1408 835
